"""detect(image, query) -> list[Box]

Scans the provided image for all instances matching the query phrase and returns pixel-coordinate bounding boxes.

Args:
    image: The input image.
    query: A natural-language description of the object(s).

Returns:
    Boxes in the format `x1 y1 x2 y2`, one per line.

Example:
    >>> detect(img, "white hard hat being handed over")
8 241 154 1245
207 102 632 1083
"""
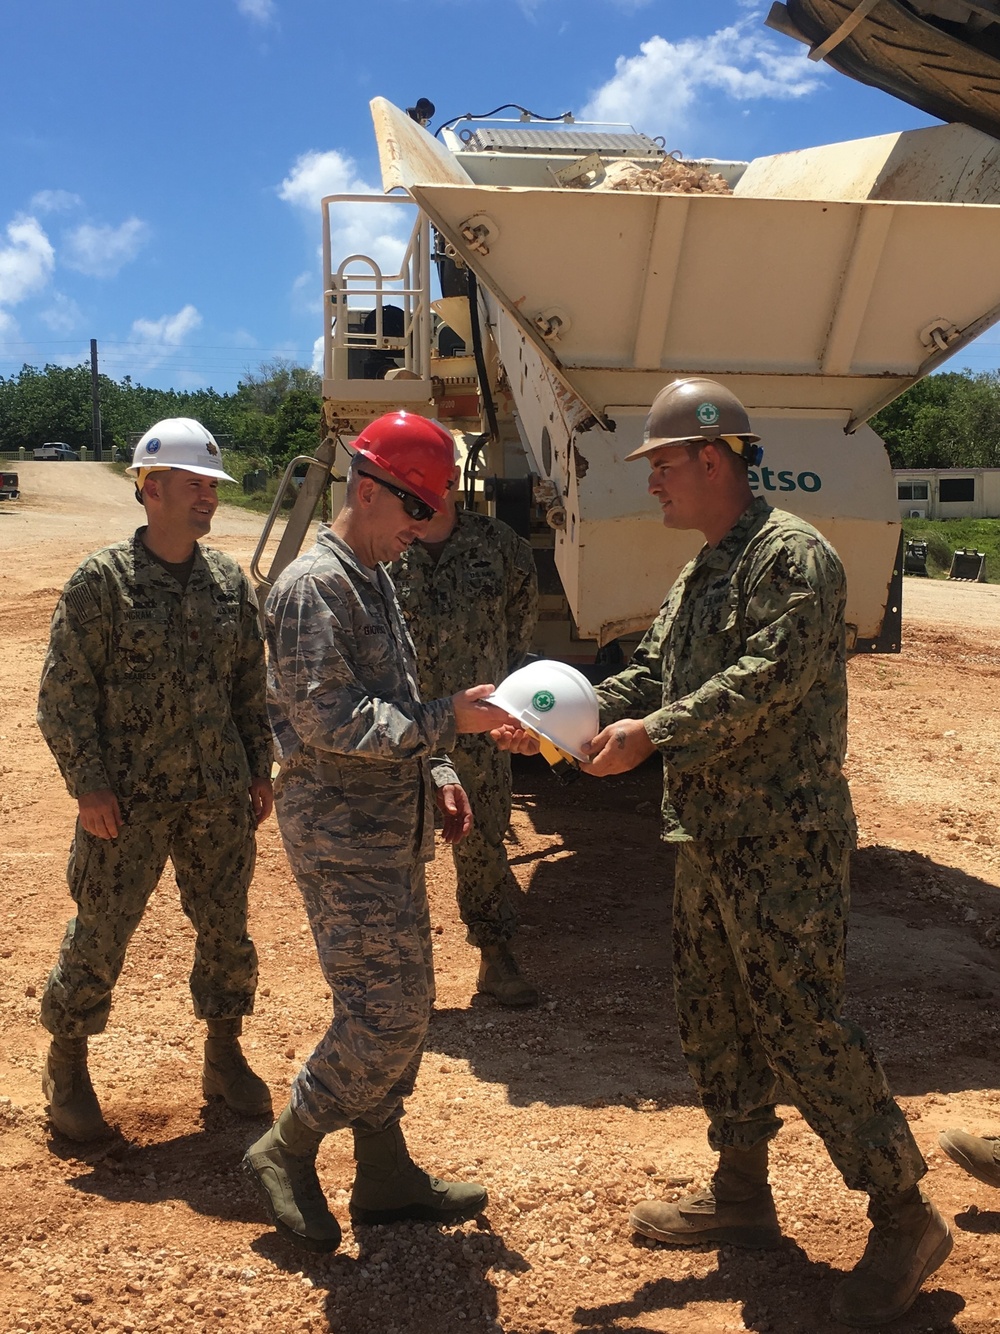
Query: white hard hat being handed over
127 418 236 483
488 660 599 763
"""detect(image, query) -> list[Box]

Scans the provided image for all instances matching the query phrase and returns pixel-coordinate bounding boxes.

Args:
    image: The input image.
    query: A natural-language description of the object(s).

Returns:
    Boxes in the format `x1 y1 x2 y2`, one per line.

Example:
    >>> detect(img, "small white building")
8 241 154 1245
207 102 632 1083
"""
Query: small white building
893 468 1000 520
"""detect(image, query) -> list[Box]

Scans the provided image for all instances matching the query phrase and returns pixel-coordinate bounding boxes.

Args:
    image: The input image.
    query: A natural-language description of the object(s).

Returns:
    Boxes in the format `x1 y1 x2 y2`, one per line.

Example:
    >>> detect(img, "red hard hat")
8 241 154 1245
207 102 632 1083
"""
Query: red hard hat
352 412 456 511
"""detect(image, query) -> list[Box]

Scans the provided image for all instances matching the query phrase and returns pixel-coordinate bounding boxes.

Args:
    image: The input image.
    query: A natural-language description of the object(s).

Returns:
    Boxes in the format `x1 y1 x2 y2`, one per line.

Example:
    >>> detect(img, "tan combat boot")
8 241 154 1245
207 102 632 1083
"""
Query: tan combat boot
42 1035 110 1142
350 1122 488 1225
203 1018 272 1117
477 943 538 1008
831 1185 953 1327
630 1141 781 1249
939 1128 1000 1188
243 1103 342 1253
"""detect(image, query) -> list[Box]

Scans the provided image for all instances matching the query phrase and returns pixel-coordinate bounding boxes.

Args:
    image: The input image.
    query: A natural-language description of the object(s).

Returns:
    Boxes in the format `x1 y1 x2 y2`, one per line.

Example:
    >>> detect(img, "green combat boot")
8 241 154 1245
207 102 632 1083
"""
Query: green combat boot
630 1141 781 1249
477 944 538 1008
350 1122 489 1225
831 1185 953 1327
242 1104 342 1253
939 1128 1000 1188
41 1035 110 1142
203 1018 272 1117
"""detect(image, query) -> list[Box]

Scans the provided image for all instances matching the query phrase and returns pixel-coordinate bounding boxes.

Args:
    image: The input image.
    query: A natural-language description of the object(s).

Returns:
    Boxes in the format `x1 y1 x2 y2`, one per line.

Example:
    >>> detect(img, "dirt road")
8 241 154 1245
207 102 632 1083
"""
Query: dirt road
2 466 1000 1334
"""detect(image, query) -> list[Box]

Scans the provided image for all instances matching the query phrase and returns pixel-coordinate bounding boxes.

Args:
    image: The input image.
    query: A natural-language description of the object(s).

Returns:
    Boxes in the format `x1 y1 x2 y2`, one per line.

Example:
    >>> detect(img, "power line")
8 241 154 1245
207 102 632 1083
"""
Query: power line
0 340 306 354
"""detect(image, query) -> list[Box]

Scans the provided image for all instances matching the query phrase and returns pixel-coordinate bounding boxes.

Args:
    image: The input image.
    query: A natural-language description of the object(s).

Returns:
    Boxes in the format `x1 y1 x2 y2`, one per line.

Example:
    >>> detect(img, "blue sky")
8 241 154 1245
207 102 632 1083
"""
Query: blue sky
2 0 997 393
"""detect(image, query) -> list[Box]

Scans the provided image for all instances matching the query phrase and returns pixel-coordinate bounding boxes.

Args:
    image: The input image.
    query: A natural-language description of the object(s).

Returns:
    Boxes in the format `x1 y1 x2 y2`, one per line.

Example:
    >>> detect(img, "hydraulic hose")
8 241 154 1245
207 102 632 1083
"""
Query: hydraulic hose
465 269 500 508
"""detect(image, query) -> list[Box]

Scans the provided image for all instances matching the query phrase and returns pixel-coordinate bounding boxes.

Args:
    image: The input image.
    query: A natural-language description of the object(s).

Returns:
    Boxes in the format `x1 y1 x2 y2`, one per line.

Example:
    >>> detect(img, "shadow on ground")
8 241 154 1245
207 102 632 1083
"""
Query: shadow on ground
252 1216 528 1334
426 758 1000 1112
66 1101 270 1222
574 1238 965 1334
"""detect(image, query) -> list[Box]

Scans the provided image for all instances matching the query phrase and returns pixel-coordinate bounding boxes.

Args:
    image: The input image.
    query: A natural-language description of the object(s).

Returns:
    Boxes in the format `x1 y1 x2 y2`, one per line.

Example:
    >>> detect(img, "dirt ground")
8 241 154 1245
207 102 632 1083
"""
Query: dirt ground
2 463 1000 1334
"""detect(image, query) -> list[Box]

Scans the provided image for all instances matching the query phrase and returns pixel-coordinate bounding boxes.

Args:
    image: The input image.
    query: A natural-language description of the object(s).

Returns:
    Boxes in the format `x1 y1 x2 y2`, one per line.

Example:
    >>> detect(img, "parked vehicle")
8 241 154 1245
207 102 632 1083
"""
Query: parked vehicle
0 470 19 500
33 443 79 461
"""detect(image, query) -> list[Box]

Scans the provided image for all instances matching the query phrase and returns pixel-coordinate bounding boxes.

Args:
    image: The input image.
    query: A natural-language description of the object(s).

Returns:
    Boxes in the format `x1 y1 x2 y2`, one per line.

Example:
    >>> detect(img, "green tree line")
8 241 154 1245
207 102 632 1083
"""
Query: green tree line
0 359 322 466
870 369 1000 468
5 359 1000 471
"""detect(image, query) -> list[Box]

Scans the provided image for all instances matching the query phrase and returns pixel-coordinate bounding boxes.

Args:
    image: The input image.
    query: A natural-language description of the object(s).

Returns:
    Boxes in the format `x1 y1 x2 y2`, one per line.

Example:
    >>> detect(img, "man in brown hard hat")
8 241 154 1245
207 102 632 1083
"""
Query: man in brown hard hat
498 376 951 1327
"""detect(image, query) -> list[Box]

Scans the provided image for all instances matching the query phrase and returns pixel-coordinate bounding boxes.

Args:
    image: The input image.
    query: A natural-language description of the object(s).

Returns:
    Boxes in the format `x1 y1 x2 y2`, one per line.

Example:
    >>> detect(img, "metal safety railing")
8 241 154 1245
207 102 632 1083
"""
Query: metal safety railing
320 195 433 385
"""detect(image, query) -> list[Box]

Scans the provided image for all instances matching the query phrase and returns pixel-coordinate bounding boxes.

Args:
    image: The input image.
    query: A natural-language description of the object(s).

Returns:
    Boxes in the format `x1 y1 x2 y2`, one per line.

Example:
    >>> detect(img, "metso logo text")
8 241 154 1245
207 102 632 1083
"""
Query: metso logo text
748 468 822 494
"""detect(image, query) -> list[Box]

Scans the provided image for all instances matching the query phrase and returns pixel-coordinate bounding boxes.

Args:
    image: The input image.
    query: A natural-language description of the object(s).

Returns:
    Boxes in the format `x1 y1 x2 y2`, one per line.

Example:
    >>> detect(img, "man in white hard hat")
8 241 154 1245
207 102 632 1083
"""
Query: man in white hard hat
37 418 274 1141
497 378 949 1327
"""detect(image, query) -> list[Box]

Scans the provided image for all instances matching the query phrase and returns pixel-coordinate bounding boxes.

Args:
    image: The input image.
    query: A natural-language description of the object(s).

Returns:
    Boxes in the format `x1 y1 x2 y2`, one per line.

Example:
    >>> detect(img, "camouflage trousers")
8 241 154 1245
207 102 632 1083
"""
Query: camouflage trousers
673 829 926 1198
41 796 259 1038
449 735 519 948
277 817 435 1135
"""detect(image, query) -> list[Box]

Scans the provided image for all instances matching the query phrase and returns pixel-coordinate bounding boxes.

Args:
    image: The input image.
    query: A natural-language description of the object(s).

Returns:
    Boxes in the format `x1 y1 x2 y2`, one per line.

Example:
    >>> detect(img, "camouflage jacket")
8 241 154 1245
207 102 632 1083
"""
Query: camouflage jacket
596 497 857 843
37 530 272 803
265 525 459 868
390 508 538 698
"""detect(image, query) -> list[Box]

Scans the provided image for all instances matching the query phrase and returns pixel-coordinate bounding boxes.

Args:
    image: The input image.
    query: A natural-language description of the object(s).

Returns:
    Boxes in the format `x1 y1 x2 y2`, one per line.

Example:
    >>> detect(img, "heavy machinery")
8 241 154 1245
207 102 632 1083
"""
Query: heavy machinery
766 0 1000 142
252 19 1000 664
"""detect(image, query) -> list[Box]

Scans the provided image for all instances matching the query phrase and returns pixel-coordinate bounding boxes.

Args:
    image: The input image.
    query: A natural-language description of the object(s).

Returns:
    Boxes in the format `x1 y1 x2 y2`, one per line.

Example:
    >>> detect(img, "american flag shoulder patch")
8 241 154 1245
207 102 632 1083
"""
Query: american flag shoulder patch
65 581 100 624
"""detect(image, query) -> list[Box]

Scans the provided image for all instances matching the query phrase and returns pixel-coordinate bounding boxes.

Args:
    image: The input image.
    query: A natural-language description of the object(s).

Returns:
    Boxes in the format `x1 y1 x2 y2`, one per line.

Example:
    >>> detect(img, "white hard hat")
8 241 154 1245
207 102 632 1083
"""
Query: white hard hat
127 418 235 481
488 659 599 762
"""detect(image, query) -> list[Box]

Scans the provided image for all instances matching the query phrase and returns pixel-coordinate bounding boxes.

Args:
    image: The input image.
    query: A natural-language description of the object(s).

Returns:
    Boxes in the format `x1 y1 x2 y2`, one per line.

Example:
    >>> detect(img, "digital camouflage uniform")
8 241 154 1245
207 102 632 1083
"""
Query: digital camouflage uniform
37 530 272 1037
391 508 538 947
265 525 460 1134
596 496 925 1197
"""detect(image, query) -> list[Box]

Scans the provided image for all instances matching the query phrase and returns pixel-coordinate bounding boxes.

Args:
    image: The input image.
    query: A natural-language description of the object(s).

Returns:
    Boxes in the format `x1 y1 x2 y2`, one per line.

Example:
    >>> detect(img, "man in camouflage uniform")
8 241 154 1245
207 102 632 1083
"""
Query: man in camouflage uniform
391 465 539 1006
244 412 514 1254
506 379 950 1326
37 418 274 1141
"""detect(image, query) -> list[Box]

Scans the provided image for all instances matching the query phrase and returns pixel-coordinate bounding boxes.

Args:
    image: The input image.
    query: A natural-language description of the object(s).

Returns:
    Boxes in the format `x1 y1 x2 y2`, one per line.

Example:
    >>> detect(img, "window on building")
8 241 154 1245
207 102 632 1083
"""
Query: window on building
897 482 929 501
939 477 975 503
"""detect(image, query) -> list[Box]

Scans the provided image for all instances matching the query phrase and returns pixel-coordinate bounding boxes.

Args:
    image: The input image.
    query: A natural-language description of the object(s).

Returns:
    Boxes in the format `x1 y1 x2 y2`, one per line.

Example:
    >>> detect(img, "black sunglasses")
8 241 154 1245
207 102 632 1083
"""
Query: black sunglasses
356 469 435 522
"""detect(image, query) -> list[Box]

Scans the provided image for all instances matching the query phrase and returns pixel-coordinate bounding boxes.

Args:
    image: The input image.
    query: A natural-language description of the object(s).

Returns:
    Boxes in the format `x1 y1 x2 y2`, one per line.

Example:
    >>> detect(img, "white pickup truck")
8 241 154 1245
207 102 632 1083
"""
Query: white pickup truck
33 442 79 461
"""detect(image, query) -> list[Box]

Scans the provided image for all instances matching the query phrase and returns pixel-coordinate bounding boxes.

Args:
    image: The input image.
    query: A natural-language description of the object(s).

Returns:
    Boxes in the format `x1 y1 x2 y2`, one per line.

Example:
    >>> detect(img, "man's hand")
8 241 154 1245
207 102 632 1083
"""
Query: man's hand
583 718 656 777
78 788 123 840
490 723 541 756
451 683 514 735
250 777 274 826
436 783 473 844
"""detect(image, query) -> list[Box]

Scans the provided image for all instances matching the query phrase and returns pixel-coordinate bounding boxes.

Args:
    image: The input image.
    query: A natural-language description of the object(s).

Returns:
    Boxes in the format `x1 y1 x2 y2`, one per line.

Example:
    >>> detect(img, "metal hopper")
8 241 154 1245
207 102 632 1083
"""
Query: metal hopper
336 99 1000 649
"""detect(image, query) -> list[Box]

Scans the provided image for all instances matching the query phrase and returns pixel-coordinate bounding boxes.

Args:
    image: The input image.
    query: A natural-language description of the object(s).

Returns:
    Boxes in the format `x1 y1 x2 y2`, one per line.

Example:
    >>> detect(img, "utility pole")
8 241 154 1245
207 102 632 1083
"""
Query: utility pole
90 338 103 461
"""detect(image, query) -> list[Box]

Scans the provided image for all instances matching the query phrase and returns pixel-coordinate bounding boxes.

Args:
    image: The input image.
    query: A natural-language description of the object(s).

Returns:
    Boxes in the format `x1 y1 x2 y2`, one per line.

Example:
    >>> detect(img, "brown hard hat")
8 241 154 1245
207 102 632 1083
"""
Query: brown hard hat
625 377 760 462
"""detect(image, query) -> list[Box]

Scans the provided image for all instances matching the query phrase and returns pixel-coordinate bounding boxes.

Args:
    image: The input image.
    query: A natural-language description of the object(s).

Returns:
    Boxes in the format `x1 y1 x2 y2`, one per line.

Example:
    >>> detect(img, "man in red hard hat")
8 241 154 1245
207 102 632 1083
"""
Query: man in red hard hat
245 411 514 1253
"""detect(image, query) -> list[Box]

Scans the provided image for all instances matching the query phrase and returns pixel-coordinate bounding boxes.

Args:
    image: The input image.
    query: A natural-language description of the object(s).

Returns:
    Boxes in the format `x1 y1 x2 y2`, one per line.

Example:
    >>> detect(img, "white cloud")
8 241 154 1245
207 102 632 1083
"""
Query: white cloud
236 0 276 23
0 215 55 308
94 304 205 380
0 308 18 338
39 291 83 335
130 304 202 347
311 334 324 374
582 21 825 142
278 148 372 209
63 217 150 278
278 149 413 295
30 189 83 214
